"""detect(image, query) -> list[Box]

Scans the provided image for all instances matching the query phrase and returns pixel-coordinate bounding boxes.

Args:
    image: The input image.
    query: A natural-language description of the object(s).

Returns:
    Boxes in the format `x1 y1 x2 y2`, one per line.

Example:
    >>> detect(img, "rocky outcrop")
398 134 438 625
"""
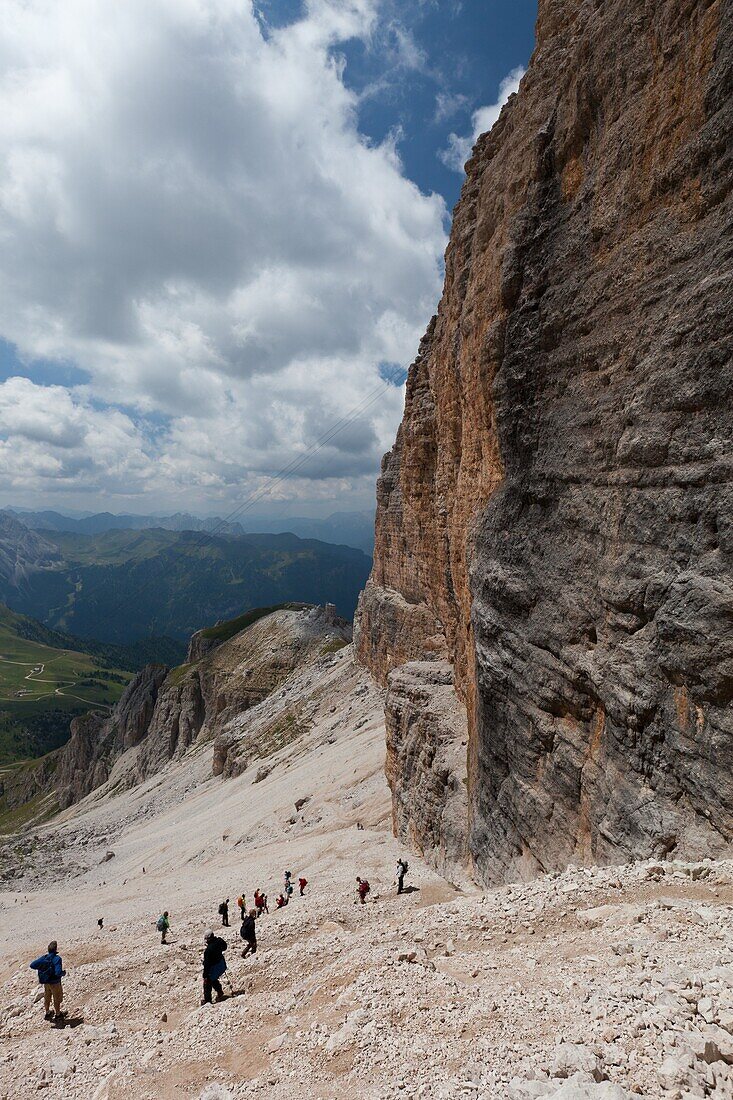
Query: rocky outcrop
211 604 352 777
54 665 168 808
359 0 733 882
0 751 60 822
3 605 353 819
385 660 468 880
186 628 219 663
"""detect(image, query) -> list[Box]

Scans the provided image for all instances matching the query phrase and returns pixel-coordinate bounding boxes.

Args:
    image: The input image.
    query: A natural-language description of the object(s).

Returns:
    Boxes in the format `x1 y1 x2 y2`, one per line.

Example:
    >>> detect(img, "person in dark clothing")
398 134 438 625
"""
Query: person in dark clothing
218 898 230 927
157 911 170 944
240 909 257 958
201 930 228 1004
356 877 370 903
30 941 65 1021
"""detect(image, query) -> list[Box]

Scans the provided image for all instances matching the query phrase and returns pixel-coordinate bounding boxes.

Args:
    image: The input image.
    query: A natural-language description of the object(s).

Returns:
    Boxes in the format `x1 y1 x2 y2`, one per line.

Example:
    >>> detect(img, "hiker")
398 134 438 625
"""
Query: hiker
240 909 257 958
254 889 268 915
395 857 408 894
97 917 104 929
157 911 170 944
298 876 307 897
201 930 228 1004
30 941 65 1022
356 877 370 904
284 871 293 898
237 894 246 921
218 898 230 927
276 892 288 908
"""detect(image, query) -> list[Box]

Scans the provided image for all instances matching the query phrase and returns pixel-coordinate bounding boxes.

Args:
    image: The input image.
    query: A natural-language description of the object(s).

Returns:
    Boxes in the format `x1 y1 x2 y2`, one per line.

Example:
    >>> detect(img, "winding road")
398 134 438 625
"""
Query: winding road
0 654 112 709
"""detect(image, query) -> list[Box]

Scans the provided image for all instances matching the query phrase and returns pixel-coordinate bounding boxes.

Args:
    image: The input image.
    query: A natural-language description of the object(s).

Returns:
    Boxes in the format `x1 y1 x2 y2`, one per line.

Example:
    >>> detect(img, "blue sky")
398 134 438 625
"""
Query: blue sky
0 0 537 515
337 0 536 211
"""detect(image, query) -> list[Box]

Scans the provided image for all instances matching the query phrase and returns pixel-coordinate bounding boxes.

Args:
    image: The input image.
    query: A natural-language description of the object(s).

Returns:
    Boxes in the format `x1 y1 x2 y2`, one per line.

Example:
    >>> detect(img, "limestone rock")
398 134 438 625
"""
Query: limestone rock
548 1044 605 1083
385 660 468 877
357 0 733 882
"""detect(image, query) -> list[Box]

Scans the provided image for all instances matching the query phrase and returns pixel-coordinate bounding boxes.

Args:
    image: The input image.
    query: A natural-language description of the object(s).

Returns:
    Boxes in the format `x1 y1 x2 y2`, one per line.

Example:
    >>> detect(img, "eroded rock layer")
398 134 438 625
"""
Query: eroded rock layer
359 0 733 882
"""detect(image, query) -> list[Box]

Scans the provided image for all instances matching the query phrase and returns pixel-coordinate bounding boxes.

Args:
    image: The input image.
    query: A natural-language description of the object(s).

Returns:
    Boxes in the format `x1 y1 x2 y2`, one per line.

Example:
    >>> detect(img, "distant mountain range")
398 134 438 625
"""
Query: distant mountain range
6 507 375 553
0 511 372 645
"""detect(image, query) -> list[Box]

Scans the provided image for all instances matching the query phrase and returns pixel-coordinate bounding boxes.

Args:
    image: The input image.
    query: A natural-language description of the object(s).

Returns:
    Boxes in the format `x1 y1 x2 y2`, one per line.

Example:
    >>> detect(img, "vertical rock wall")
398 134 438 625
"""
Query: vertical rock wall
358 0 733 882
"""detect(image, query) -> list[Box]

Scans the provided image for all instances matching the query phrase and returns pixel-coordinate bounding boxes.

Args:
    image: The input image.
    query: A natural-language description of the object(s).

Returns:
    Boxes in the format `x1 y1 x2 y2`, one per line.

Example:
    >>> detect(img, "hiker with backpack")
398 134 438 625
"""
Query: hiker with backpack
284 871 293 899
157 911 170 943
30 941 65 1022
237 894 246 921
298 876 307 897
254 889 268 915
218 898 230 927
240 909 257 958
395 858 408 894
356 877 370 904
276 892 288 908
201 930 228 1004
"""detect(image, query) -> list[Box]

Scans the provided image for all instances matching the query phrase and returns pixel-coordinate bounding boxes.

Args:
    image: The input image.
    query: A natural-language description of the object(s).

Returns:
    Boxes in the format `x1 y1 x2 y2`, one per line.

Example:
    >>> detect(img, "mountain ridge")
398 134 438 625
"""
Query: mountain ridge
0 512 371 643
5 506 376 553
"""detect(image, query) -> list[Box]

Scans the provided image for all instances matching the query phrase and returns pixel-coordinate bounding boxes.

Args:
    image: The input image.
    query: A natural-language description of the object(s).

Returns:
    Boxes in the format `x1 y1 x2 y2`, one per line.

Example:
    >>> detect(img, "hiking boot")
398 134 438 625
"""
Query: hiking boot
44 1010 54 1021
215 993 225 1003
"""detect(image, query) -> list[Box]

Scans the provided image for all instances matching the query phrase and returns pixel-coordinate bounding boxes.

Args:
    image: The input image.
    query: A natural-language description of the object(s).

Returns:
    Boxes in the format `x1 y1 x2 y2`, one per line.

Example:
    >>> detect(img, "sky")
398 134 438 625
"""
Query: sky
0 0 536 518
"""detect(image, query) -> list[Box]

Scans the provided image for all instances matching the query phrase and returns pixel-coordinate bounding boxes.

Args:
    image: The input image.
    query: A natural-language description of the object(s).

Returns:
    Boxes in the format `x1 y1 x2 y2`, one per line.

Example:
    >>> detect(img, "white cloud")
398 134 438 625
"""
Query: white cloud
433 90 469 124
439 66 525 173
0 378 155 495
0 0 447 511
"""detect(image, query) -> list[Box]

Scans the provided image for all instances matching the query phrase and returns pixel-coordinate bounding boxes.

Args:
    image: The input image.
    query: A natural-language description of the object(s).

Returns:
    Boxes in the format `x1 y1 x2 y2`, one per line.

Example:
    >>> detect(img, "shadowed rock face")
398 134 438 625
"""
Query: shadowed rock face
55 665 168 808
384 661 469 880
359 0 733 882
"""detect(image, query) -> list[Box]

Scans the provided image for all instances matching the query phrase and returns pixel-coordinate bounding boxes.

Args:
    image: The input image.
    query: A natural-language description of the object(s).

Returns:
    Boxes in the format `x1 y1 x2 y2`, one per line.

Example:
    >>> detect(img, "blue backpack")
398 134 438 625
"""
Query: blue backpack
37 954 58 983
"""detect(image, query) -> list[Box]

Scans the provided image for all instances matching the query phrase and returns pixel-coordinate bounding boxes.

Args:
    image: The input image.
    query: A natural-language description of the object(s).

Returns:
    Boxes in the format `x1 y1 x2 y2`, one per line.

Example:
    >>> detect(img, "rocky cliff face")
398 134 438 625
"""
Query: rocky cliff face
52 664 169 808
358 0 733 882
9 605 352 816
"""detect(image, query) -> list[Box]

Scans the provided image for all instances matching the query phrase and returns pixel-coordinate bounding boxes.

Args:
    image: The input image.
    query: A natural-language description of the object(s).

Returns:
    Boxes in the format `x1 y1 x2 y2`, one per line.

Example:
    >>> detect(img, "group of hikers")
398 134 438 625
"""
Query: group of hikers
213 871 309 933
29 859 410 1016
159 869 311 1004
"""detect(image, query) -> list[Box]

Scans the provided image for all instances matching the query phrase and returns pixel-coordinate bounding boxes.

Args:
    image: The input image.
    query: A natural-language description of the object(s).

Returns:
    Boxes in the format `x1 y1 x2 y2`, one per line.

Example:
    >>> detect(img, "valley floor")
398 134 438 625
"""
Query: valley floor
0 649 732 1099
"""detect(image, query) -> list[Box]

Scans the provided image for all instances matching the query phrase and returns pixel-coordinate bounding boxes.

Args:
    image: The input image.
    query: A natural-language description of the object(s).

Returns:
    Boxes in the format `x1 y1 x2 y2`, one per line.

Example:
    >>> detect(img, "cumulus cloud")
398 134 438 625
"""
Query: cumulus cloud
0 378 155 495
439 65 525 173
0 0 447 511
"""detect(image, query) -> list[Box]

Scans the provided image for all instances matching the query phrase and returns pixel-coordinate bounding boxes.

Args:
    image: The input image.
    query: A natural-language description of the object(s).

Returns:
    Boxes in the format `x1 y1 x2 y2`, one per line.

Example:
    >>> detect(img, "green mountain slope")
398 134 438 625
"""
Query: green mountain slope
0 605 133 763
2 528 371 645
